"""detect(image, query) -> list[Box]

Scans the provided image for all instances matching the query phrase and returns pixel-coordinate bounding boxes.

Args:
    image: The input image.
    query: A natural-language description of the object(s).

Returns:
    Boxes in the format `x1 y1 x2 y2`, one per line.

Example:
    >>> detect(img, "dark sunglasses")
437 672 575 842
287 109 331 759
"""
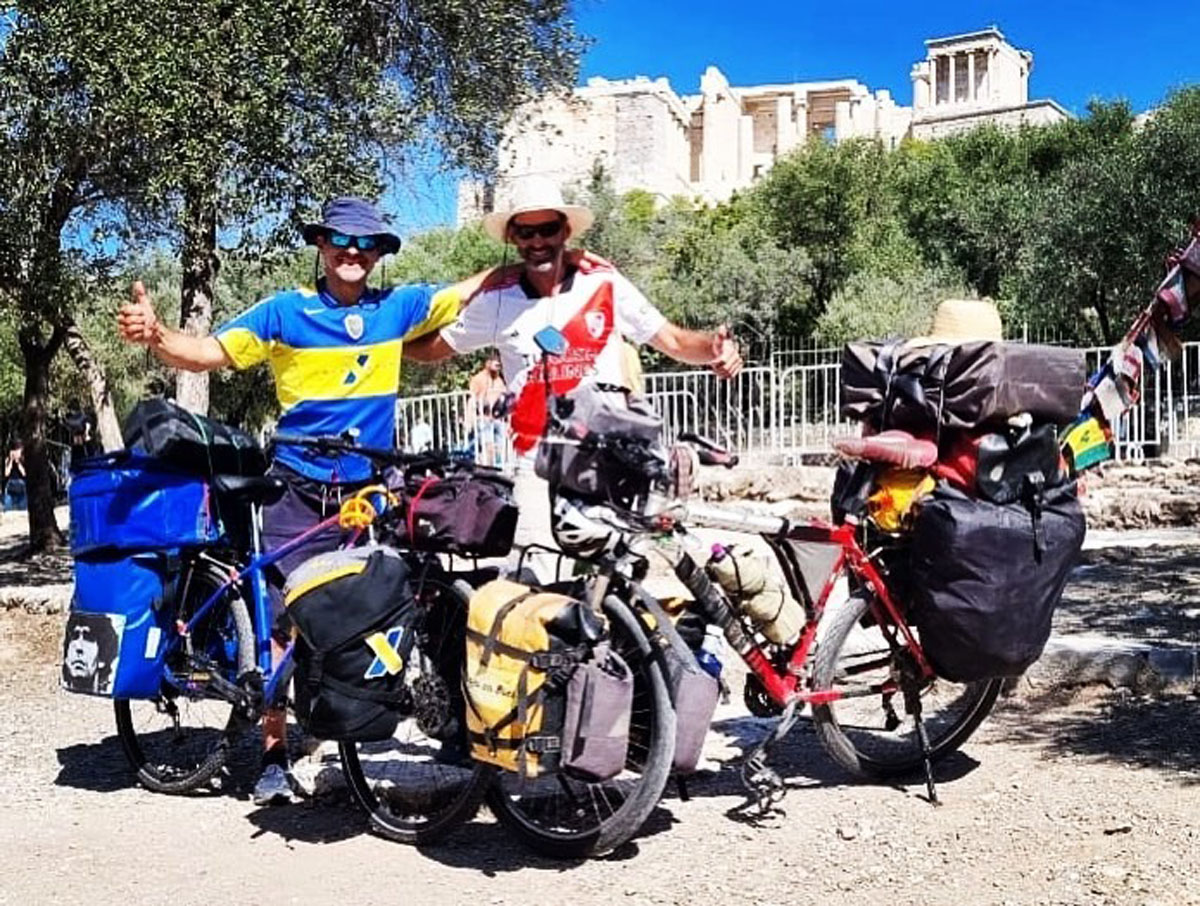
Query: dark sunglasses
510 219 565 241
327 231 379 252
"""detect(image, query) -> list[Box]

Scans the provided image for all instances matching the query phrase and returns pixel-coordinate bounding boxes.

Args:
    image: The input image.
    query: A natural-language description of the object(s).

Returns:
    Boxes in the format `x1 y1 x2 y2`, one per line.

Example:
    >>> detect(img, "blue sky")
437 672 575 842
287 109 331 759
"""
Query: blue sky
394 0 1200 231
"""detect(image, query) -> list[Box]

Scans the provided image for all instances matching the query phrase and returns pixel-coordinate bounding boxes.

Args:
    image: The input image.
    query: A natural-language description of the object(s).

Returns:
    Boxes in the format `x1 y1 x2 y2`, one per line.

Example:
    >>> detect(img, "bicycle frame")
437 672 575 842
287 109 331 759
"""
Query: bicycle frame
169 507 346 705
645 501 936 709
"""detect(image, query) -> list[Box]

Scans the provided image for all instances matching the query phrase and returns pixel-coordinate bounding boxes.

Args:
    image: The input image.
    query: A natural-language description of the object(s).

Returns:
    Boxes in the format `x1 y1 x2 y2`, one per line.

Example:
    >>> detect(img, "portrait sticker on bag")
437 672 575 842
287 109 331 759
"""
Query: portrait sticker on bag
61 612 124 696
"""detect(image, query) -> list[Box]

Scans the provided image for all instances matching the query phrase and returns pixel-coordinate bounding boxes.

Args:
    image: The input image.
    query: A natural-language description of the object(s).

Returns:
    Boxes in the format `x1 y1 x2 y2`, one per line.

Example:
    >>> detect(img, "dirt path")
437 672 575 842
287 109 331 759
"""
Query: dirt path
2 609 1197 906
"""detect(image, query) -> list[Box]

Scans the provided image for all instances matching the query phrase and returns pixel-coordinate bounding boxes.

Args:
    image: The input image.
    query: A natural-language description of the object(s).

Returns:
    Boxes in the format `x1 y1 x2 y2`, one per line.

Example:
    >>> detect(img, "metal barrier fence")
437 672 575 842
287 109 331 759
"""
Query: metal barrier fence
396 341 1200 469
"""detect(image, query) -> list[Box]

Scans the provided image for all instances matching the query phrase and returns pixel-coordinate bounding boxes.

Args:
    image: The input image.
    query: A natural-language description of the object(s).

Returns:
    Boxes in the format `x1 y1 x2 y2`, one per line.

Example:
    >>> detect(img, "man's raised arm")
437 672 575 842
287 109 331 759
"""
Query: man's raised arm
650 322 743 379
117 281 231 372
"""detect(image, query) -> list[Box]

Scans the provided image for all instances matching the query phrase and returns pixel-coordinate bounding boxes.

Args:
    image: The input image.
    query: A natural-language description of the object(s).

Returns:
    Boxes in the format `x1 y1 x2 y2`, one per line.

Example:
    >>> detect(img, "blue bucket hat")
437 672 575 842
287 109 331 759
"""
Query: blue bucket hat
302 196 401 254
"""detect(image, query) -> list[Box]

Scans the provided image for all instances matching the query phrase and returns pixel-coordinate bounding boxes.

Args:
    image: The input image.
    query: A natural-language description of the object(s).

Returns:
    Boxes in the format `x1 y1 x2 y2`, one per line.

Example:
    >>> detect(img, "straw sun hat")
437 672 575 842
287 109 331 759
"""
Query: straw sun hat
481 175 595 244
907 298 1004 347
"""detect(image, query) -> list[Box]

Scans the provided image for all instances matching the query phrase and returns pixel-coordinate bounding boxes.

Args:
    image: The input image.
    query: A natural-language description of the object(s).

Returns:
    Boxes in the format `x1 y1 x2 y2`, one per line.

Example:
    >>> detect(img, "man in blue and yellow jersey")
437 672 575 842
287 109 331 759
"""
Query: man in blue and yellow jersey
118 196 496 805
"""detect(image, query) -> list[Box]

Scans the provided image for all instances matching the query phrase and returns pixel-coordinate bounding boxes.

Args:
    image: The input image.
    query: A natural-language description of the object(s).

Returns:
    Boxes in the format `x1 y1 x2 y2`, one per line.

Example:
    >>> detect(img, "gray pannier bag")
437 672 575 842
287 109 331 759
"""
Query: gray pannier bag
559 643 635 782
662 648 720 774
632 592 719 775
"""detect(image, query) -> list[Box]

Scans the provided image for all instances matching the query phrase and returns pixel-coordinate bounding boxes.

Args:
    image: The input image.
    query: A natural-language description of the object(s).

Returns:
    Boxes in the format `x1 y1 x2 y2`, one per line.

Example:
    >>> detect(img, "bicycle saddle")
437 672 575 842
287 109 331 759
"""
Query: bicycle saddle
211 474 287 505
833 430 938 470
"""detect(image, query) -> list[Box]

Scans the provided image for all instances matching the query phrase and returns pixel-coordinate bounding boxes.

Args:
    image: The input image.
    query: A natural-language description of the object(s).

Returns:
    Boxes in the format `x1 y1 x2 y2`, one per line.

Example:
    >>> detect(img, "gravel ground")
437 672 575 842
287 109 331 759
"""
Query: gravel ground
3 478 1200 906
2 606 1198 906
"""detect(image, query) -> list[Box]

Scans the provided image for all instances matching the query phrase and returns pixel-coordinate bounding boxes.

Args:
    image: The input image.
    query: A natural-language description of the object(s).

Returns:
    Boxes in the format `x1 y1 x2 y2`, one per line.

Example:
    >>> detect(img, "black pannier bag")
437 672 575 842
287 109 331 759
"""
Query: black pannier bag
908 481 1086 683
123 398 267 477
391 468 517 557
284 546 415 741
841 341 1085 431
535 385 667 509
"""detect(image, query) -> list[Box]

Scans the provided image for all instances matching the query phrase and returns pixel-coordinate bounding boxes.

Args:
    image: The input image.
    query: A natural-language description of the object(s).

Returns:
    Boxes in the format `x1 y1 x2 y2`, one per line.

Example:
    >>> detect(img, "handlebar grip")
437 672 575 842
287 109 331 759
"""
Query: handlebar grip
679 432 739 469
696 447 739 469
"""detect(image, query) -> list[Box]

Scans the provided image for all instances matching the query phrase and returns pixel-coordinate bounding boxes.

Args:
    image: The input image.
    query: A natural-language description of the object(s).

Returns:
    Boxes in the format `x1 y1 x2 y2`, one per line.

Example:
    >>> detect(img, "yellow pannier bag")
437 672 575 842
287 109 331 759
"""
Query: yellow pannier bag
465 578 626 778
867 467 936 533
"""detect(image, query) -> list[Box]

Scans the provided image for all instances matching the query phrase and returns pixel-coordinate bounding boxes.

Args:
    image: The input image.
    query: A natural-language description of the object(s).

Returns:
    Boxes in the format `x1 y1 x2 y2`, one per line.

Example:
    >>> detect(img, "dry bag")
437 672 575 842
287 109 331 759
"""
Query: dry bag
464 579 632 781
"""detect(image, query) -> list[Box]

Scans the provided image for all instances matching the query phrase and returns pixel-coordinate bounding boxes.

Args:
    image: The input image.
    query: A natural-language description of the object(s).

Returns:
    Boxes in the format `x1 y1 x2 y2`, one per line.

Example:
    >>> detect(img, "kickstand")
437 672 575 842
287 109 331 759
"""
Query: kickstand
740 699 800 812
904 681 940 806
676 776 690 802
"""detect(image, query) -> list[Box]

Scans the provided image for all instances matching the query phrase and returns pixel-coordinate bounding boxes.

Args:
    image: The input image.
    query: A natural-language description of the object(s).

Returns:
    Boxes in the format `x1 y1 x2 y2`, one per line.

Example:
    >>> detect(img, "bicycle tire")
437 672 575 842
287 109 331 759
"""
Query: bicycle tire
486 594 676 859
339 576 492 844
811 593 1003 780
115 559 255 794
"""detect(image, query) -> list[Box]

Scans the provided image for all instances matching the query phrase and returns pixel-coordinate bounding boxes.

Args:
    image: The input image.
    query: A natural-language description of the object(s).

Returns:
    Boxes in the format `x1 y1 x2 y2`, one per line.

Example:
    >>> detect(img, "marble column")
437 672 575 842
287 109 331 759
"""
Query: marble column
948 54 956 105
967 51 976 102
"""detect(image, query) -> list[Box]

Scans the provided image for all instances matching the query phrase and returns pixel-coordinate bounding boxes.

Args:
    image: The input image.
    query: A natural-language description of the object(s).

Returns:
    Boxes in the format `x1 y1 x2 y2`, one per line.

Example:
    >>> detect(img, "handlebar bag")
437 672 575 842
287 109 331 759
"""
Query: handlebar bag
123 398 266 477
909 480 1085 682
284 546 416 741
392 469 517 557
535 385 667 508
69 452 221 555
464 578 632 781
62 551 178 699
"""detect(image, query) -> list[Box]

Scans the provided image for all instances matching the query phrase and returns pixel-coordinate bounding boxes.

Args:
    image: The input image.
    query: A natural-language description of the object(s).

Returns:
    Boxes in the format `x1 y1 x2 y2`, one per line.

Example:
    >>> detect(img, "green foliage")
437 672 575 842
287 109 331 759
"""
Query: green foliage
752 138 918 309
388 227 508 284
815 268 968 346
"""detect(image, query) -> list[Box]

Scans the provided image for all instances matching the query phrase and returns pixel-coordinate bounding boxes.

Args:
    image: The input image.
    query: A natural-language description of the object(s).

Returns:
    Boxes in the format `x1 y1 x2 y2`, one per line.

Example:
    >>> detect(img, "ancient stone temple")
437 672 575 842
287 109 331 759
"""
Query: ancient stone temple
457 27 1068 223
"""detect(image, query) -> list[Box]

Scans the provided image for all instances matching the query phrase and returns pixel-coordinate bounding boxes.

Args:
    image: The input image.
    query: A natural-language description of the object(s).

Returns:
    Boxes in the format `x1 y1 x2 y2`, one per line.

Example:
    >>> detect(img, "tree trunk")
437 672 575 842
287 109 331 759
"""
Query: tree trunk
17 323 67 553
176 188 221 415
62 321 122 451
1093 287 1114 346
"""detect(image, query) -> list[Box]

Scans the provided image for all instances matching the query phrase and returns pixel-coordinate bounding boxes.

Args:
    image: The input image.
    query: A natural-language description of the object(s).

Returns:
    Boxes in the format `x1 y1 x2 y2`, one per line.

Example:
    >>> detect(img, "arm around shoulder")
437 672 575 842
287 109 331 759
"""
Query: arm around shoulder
404 331 456 363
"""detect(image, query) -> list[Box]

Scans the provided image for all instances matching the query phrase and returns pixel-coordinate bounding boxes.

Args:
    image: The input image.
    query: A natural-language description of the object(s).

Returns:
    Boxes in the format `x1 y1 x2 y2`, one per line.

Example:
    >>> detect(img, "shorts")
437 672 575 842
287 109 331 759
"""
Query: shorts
261 464 366 645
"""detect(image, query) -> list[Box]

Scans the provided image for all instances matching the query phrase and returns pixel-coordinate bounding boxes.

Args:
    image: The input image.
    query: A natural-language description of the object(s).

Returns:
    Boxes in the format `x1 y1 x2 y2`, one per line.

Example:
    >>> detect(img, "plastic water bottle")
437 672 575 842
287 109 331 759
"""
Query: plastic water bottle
695 625 724 680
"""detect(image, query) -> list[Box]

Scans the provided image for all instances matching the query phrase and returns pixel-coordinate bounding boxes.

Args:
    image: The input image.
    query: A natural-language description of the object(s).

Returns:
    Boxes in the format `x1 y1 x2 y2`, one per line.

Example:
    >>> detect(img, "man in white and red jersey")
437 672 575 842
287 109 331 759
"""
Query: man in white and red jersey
407 175 742 567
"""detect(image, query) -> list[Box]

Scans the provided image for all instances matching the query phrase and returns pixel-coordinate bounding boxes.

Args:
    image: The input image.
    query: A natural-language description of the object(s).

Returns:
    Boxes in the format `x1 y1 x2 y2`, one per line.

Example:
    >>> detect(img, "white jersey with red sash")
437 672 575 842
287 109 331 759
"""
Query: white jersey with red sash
440 253 667 452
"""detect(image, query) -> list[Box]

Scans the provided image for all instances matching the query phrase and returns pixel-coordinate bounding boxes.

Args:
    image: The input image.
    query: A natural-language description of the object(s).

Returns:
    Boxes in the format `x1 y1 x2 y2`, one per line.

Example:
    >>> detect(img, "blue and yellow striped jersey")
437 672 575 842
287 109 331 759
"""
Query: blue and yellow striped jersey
215 280 459 482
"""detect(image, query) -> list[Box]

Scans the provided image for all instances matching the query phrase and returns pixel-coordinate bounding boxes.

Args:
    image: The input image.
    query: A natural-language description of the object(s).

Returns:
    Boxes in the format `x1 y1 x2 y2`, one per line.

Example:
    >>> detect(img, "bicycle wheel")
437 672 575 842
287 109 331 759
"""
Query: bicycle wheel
486 594 676 859
115 559 255 794
811 593 1003 780
339 575 492 844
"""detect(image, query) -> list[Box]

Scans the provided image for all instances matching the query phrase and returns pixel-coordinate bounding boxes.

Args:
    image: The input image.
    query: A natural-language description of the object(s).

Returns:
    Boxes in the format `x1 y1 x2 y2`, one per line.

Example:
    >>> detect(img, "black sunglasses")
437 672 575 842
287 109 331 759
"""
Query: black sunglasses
327 231 379 252
510 219 565 241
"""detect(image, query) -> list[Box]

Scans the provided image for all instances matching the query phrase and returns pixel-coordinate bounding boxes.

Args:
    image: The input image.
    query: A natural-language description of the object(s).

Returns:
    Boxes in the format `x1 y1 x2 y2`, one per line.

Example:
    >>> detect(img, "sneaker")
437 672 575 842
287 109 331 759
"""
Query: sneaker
252 763 295 806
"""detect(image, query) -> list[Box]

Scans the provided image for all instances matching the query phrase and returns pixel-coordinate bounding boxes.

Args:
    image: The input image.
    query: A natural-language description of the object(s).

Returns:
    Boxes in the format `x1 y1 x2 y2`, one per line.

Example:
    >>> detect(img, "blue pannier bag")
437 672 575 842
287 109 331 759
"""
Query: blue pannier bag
69 452 221 556
62 552 176 698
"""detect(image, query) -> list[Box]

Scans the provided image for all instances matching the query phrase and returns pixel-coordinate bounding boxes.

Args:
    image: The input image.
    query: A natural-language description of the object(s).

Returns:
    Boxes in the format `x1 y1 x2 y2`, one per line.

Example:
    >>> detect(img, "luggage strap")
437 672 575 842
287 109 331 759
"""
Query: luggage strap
319 672 411 706
406 475 441 547
474 590 538 667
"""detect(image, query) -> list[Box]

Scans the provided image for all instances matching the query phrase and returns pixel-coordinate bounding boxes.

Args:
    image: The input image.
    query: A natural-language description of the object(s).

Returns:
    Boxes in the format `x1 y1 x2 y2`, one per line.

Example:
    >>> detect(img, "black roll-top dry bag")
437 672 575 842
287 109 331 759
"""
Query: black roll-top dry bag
284 546 415 741
909 480 1085 683
123 398 267 477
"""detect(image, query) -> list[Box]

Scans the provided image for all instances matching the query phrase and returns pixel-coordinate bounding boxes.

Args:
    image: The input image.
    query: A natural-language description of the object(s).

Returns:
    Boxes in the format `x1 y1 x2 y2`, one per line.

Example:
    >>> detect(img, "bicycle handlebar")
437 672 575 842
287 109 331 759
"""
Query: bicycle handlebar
270 432 462 473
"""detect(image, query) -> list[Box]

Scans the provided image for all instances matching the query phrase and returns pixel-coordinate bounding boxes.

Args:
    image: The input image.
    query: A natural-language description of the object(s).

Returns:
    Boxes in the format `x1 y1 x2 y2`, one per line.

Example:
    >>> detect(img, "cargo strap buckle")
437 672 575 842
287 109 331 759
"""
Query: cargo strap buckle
522 735 561 754
528 652 573 670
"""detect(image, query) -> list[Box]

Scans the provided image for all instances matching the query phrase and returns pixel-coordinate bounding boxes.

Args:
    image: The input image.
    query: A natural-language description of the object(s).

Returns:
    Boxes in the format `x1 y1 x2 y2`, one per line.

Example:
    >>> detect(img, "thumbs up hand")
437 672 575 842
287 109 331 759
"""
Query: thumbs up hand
117 281 161 345
711 324 743 379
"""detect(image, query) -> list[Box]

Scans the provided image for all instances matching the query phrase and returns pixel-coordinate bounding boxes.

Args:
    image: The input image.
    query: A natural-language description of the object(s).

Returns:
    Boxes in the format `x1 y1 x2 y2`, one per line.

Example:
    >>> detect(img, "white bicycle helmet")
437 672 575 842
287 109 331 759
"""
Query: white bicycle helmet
550 494 624 558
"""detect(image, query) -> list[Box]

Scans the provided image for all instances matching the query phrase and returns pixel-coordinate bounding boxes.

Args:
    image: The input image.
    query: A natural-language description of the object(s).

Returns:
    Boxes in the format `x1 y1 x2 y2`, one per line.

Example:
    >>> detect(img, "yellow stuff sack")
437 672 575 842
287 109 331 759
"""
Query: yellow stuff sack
867 467 936 533
464 578 607 776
